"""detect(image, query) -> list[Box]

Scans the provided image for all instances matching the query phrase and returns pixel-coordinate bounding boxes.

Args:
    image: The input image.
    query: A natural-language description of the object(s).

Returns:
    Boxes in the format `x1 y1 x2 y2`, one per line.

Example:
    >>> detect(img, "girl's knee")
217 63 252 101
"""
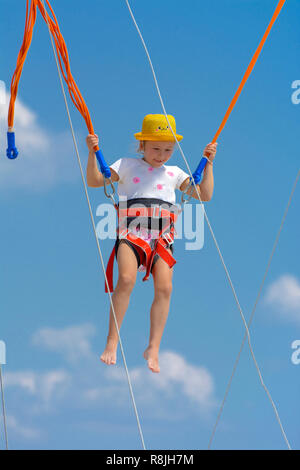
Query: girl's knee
155 281 173 298
117 273 136 292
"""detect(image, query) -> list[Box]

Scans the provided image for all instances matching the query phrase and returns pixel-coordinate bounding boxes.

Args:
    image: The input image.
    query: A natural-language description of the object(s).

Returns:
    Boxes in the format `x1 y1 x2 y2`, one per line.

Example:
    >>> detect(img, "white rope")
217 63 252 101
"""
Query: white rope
208 169 300 448
0 365 8 450
41 0 146 450
124 0 291 450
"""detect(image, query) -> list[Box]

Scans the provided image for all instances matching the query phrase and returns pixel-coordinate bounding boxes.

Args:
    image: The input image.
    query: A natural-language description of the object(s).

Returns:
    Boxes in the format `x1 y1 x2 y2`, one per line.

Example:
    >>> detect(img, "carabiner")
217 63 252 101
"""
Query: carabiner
180 180 194 205
103 177 116 204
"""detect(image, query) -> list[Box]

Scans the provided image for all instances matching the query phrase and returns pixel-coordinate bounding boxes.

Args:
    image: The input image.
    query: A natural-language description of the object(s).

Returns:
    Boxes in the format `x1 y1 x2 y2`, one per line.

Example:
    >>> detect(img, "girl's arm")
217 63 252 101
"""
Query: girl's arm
179 142 217 201
86 134 119 187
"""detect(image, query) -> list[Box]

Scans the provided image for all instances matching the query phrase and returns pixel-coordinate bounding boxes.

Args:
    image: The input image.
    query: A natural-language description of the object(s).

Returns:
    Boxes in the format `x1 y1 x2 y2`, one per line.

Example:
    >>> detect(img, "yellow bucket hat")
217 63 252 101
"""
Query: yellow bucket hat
134 114 183 142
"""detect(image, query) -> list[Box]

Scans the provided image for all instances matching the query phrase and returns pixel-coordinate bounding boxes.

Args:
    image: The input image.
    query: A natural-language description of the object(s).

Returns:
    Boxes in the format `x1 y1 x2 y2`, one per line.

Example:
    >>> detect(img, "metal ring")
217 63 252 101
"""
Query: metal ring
103 177 116 201
181 181 193 205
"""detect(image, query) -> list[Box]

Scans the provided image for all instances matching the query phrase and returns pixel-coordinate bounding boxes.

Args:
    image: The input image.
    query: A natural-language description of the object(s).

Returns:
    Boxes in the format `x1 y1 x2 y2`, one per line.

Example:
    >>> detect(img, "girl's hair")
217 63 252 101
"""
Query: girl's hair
135 140 177 155
136 140 146 155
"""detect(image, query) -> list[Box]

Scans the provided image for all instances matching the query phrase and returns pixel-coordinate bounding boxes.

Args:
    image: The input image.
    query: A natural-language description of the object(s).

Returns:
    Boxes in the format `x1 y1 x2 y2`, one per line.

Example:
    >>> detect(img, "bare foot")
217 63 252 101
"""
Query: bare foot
100 339 118 365
143 346 160 373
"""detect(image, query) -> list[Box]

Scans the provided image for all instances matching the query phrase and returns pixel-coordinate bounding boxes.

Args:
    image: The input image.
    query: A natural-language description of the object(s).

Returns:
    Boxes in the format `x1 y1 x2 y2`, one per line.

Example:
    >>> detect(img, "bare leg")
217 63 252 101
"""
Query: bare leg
144 251 173 373
100 241 138 365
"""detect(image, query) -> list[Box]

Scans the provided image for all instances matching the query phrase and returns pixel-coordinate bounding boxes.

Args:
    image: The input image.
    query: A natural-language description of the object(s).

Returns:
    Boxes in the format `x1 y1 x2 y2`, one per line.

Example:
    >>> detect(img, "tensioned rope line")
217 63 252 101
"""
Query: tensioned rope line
40 0 146 450
0 365 8 450
124 0 291 450
208 169 300 449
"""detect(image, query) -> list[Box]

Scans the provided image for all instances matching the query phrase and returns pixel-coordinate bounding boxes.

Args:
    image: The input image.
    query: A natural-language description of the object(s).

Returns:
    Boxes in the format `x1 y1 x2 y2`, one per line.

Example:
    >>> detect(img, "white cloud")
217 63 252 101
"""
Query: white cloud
0 92 82 191
4 371 37 394
6 415 41 440
8 325 217 417
32 323 96 363
104 350 217 413
39 370 71 405
4 369 71 408
4 324 217 446
30 323 217 415
264 274 300 324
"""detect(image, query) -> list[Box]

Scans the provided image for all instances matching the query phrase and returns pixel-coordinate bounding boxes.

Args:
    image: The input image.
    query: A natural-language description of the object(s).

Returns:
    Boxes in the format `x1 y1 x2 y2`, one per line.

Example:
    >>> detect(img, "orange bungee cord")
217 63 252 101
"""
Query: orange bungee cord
6 0 286 183
6 0 111 178
189 0 286 186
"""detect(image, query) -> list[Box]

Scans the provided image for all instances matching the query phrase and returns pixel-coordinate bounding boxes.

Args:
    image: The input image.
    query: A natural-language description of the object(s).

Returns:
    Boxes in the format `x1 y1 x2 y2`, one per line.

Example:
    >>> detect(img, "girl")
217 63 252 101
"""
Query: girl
86 114 217 373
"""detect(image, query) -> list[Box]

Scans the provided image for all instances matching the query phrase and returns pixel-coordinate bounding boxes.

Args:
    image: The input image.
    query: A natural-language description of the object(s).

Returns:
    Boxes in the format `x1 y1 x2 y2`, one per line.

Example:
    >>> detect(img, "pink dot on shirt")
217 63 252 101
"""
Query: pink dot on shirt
133 177 140 184
167 171 174 177
157 184 163 190
148 167 154 172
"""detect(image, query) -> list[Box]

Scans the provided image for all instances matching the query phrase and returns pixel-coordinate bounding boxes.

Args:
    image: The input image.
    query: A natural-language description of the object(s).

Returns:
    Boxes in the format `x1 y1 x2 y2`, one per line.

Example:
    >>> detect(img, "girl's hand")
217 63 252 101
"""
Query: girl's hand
203 142 218 162
86 133 99 152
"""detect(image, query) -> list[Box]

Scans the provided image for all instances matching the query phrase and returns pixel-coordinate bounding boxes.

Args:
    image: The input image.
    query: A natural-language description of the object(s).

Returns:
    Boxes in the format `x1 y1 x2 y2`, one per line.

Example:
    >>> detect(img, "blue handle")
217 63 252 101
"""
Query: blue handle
95 149 111 178
190 156 208 185
6 131 19 159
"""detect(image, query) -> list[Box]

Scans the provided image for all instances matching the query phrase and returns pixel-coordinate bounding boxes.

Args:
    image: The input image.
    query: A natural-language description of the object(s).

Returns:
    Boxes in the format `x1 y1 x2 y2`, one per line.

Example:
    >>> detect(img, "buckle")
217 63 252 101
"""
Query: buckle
162 232 174 246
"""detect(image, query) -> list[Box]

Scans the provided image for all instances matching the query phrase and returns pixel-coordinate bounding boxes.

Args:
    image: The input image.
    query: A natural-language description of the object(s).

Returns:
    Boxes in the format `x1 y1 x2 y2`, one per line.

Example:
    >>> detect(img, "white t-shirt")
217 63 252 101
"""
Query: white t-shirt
109 157 189 205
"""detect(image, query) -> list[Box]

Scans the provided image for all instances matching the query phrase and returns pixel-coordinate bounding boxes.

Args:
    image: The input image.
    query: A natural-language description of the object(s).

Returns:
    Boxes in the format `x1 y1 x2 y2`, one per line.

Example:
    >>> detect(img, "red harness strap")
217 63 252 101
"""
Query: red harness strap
104 205 177 293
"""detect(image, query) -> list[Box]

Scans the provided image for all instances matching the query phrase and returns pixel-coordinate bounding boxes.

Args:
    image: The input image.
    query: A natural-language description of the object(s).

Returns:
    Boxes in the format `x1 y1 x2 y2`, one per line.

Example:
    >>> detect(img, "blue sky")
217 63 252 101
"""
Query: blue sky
0 0 299 450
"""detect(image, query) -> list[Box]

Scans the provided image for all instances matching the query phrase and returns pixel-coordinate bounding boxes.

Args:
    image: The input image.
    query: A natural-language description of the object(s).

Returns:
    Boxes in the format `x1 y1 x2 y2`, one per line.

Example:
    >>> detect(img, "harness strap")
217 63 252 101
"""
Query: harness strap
119 206 177 221
156 239 176 267
105 246 116 293
105 226 176 292
126 231 153 268
105 229 152 293
143 236 176 282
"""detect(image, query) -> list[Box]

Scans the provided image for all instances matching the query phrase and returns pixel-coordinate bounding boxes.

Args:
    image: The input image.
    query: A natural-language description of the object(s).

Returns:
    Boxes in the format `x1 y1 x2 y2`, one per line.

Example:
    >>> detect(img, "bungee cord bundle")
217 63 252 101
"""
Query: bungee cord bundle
187 0 287 187
6 0 145 450
4 0 298 450
7 0 112 180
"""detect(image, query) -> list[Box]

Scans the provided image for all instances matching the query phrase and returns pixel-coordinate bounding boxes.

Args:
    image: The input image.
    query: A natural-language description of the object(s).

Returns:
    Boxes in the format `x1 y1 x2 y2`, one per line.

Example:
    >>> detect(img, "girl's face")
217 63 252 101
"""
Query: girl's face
142 141 175 168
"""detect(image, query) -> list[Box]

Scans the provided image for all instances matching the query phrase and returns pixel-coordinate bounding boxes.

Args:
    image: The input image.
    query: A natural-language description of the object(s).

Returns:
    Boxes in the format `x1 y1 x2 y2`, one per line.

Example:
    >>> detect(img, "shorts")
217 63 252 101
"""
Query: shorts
114 236 174 273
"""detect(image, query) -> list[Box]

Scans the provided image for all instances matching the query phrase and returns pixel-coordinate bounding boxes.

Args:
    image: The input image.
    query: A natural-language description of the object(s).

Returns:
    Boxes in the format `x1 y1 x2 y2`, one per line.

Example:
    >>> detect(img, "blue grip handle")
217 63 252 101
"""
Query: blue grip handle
190 157 208 185
95 149 111 178
6 131 19 159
